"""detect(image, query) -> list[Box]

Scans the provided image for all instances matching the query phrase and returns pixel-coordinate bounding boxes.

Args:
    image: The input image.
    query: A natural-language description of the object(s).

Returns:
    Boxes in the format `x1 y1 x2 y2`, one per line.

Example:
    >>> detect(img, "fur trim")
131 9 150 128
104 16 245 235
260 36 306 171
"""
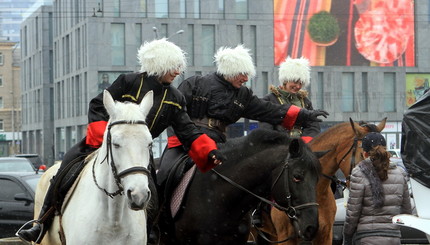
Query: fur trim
214 44 256 79
359 159 384 208
269 85 308 98
278 56 310 87
137 38 186 76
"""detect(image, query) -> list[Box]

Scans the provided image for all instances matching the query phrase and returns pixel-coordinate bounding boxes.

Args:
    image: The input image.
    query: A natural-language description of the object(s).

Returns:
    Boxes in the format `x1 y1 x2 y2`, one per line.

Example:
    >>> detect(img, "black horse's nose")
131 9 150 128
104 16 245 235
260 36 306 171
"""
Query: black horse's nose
302 224 318 241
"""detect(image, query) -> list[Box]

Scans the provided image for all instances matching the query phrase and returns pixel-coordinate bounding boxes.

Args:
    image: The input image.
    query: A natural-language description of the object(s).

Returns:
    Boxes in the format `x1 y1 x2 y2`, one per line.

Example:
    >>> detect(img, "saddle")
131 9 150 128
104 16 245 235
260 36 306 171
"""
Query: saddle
163 154 195 218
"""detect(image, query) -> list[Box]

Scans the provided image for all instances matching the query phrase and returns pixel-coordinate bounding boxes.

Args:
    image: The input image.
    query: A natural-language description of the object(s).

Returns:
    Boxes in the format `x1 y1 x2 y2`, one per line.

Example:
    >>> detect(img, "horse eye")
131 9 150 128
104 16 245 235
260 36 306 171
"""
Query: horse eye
113 143 120 148
293 175 303 183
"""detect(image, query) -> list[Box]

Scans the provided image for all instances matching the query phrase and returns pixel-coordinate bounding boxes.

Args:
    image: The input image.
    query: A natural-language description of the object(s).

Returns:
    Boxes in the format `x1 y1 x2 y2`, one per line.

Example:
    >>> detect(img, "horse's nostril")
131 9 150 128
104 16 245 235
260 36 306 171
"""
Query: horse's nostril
302 225 318 240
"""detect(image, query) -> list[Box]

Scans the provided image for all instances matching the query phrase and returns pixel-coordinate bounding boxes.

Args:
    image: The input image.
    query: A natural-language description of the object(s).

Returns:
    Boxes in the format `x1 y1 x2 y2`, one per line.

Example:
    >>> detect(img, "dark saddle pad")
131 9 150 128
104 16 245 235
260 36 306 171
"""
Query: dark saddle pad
164 155 194 212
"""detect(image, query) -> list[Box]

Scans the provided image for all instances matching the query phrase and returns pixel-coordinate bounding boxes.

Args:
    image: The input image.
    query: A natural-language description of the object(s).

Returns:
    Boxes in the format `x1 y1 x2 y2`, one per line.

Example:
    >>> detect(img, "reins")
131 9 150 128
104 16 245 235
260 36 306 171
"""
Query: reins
92 120 151 198
211 158 319 243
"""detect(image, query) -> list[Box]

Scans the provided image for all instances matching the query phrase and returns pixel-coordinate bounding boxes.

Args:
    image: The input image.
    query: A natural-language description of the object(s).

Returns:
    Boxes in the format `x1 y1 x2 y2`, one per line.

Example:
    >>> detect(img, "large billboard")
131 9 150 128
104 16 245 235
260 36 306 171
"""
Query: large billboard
274 0 415 67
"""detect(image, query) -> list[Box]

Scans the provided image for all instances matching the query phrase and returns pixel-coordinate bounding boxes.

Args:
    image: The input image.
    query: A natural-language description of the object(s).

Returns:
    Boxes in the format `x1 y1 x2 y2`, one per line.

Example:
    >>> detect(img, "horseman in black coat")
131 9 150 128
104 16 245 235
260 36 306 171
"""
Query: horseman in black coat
17 38 224 243
260 56 321 143
157 46 329 209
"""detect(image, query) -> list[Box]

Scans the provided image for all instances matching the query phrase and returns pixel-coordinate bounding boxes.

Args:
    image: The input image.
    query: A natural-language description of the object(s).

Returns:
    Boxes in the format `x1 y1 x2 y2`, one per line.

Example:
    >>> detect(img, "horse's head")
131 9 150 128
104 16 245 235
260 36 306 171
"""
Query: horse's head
271 138 322 241
100 90 154 210
310 117 387 186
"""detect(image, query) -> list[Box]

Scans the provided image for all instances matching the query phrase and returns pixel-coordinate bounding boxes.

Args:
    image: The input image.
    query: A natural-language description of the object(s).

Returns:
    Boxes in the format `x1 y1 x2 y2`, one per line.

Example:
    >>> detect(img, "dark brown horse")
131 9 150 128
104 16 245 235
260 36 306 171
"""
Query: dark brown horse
257 118 387 245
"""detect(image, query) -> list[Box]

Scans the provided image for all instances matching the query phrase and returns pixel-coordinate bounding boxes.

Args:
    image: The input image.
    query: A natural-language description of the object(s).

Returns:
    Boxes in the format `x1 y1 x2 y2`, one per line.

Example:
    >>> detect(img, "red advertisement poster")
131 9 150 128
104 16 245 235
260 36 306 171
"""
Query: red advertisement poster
274 0 415 67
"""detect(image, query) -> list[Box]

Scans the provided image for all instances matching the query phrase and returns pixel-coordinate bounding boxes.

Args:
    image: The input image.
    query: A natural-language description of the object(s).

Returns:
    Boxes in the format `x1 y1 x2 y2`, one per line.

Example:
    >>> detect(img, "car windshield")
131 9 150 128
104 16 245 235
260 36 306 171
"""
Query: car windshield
0 158 35 172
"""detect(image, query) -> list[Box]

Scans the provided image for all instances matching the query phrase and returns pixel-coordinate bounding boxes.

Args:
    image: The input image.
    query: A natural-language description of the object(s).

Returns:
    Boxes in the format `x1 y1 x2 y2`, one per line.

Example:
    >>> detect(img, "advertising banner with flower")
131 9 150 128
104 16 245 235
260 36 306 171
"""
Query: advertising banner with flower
274 0 415 67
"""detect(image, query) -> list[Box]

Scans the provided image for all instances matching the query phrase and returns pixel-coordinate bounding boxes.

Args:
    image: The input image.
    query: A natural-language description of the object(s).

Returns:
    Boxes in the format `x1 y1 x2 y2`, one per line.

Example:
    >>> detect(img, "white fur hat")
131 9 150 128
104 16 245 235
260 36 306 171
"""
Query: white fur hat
214 44 256 79
279 56 310 87
137 38 187 76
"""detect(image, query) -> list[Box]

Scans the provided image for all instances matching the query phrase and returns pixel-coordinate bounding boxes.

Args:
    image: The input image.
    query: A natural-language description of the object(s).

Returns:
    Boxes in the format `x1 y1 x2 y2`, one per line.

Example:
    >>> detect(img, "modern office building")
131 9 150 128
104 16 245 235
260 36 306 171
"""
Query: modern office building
20 0 430 164
0 0 39 42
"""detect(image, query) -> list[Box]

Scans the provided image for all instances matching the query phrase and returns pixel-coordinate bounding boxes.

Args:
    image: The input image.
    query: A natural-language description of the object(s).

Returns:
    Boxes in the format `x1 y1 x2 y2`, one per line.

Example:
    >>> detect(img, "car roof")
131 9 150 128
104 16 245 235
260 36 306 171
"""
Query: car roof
0 157 33 162
0 171 41 177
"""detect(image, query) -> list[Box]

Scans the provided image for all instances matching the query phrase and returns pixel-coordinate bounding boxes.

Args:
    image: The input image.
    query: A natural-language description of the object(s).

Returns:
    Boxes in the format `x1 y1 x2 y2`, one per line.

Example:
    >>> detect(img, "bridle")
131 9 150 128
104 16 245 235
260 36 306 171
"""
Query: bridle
92 120 151 198
323 123 379 188
212 156 319 243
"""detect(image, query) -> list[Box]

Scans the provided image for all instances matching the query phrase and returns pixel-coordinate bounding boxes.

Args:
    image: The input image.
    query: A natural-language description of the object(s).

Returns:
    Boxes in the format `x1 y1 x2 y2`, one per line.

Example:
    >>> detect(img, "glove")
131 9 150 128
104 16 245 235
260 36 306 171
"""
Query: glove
208 150 227 165
298 109 329 123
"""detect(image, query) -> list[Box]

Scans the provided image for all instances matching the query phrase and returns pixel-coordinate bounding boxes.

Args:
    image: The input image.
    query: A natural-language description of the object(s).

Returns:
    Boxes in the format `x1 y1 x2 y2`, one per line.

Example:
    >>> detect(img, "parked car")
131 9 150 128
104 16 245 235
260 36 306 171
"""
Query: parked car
9 154 46 171
0 157 38 173
0 172 42 238
332 158 429 244
388 149 401 158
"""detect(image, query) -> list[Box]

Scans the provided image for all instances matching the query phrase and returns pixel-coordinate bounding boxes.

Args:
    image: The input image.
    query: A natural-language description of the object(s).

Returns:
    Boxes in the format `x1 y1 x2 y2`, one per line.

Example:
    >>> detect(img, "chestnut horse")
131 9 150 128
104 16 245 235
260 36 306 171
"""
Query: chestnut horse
257 118 387 244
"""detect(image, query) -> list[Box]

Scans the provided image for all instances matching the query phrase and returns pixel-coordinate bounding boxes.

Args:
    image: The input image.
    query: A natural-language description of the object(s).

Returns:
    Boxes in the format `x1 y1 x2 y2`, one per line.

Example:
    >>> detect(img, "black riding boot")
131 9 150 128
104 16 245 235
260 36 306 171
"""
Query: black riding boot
17 180 56 243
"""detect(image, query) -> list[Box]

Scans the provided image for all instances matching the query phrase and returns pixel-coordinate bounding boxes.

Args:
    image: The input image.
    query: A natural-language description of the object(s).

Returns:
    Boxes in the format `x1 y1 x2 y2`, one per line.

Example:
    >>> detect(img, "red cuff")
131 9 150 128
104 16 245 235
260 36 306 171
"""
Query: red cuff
282 105 301 130
188 134 218 173
86 121 108 148
301 136 313 144
167 135 183 148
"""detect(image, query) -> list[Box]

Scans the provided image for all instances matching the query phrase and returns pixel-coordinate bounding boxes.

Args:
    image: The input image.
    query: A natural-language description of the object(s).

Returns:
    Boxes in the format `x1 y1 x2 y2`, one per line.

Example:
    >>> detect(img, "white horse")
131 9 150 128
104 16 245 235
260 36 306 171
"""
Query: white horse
33 90 154 245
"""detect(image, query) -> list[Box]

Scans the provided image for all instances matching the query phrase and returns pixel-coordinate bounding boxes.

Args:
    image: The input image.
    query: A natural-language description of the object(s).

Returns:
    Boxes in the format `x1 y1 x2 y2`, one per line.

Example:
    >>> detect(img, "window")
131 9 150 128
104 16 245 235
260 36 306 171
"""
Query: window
250 25 257 65
138 0 147 17
316 72 324 109
237 25 243 43
201 25 215 66
342 72 354 112
235 0 248 19
179 0 186 18
218 0 225 18
155 0 168 18
360 72 368 112
187 0 200 19
135 23 142 54
0 52 3 65
186 24 194 66
0 97 3 108
113 0 120 17
0 75 3 86
384 72 396 112
0 179 24 201
111 23 125 66
0 119 3 131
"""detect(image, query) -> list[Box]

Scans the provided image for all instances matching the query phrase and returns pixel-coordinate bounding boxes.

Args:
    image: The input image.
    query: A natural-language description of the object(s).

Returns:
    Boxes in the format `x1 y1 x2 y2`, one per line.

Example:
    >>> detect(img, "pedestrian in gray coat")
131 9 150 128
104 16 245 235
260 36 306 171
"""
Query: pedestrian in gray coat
343 132 412 245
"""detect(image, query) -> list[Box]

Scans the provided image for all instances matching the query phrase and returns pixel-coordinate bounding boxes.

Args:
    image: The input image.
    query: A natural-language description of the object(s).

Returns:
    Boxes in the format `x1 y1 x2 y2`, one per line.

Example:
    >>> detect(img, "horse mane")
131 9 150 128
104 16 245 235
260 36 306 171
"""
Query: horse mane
220 129 291 163
220 129 320 172
109 101 146 122
311 122 354 146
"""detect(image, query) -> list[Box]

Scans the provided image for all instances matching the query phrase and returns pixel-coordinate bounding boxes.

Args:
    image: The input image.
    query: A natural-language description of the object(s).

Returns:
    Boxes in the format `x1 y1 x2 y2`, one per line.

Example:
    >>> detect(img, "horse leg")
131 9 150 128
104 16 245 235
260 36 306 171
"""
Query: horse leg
312 187 336 245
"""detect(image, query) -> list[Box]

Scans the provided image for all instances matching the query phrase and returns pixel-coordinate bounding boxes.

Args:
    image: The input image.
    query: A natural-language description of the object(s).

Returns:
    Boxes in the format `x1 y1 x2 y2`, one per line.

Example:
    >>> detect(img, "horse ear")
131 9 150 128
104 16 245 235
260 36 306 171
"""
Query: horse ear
376 117 387 132
313 149 330 159
349 118 365 138
139 91 154 117
289 138 302 157
103 90 116 117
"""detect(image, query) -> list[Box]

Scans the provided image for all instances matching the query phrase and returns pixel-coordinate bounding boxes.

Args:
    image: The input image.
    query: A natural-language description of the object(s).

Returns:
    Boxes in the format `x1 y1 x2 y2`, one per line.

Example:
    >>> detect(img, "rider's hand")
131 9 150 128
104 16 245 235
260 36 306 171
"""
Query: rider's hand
298 109 329 123
208 150 227 165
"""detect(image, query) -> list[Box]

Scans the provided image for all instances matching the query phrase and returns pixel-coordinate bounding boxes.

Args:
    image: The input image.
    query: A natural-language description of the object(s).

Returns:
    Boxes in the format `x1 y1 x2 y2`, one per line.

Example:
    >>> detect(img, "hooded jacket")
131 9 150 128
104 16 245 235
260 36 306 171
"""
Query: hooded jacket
343 160 412 243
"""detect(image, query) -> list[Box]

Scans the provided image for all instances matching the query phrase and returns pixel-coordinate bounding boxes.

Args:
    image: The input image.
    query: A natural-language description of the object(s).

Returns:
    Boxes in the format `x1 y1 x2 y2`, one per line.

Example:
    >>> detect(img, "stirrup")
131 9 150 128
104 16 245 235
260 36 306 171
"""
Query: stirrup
16 219 44 243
